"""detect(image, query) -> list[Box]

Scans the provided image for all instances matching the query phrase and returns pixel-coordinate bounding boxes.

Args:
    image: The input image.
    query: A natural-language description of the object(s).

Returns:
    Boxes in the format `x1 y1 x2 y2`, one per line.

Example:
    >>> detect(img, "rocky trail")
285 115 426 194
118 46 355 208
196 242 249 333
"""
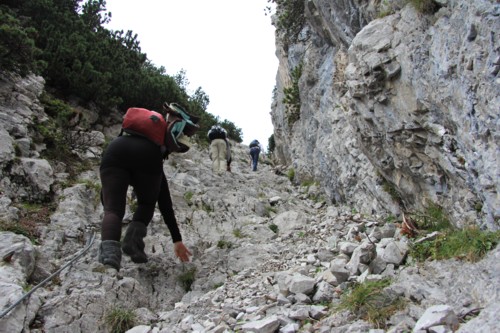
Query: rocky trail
2 0 500 330
1 139 499 333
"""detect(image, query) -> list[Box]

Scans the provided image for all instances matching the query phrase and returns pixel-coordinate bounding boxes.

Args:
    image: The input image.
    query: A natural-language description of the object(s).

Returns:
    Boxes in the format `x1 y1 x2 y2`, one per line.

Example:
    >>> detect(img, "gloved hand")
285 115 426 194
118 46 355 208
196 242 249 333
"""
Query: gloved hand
174 241 192 262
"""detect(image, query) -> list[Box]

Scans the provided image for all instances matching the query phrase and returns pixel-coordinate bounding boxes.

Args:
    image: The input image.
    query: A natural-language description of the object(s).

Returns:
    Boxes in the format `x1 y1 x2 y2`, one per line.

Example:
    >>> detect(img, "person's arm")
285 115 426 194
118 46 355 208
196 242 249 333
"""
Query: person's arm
158 172 181 241
158 172 192 261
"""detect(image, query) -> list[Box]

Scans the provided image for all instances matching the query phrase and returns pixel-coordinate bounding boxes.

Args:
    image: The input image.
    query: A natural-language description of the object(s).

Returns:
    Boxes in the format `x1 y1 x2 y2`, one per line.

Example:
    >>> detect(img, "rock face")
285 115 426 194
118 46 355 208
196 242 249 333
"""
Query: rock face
0 73 499 332
0 72 51 203
270 0 499 229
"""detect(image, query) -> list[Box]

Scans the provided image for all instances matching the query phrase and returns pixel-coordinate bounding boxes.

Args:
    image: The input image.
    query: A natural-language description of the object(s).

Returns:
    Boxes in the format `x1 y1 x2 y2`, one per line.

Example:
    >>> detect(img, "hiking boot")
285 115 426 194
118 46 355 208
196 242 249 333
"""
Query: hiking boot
121 221 148 263
98 240 122 270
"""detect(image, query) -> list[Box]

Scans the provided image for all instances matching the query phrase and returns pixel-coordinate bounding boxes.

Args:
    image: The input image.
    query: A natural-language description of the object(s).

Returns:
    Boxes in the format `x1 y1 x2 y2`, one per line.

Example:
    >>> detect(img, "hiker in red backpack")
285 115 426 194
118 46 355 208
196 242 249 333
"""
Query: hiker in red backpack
98 103 198 270
207 125 231 174
249 139 262 171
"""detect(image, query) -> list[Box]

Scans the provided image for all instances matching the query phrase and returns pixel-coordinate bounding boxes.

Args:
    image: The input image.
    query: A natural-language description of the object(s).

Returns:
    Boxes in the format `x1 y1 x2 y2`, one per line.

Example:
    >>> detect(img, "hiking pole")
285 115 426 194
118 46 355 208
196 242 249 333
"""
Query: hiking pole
0 231 96 319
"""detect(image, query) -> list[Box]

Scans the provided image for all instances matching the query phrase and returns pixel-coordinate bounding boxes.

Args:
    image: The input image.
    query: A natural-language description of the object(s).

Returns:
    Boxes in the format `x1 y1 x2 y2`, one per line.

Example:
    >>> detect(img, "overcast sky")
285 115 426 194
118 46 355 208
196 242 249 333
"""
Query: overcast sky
104 0 278 148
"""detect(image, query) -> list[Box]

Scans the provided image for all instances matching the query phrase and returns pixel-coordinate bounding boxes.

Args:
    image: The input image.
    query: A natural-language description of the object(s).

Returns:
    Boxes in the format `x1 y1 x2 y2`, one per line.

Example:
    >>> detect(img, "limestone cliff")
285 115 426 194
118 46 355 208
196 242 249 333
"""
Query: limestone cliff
271 0 499 229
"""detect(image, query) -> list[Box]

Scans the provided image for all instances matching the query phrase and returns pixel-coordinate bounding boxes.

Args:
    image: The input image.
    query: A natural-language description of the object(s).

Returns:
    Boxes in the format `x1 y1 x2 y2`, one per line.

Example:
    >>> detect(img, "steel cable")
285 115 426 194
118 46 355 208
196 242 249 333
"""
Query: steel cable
0 231 96 319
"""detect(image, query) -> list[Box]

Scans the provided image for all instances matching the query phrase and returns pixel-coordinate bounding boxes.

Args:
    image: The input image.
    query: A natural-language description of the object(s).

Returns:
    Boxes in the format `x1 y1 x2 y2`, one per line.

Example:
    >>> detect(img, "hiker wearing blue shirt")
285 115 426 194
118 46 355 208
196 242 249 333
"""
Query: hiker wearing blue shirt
249 139 262 171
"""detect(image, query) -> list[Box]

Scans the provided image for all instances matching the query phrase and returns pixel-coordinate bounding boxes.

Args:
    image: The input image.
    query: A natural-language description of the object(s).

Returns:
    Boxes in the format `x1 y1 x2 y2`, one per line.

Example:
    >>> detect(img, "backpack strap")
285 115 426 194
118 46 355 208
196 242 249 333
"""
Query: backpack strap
162 102 200 154
164 102 200 124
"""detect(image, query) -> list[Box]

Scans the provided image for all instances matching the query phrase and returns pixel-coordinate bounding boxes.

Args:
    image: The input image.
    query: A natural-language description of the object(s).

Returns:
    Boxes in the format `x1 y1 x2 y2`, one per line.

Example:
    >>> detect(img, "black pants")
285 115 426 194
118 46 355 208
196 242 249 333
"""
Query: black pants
100 136 163 241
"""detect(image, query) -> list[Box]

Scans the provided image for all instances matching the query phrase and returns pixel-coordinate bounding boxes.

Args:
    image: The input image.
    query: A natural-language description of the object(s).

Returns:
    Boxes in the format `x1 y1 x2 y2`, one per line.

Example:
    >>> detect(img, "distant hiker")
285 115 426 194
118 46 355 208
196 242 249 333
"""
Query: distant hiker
207 125 231 174
249 139 262 171
98 103 198 270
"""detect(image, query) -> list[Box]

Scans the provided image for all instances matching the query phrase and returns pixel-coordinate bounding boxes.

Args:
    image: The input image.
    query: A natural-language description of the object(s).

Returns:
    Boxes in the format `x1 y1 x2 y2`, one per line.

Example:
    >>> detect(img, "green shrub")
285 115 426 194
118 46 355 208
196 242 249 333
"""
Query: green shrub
407 0 440 13
201 201 212 213
13 142 22 157
217 239 233 249
184 191 194 204
267 134 275 156
40 92 75 125
104 307 136 333
382 180 402 204
385 214 397 223
78 179 101 192
32 94 95 180
22 283 33 292
410 226 500 262
409 202 452 232
267 0 305 45
233 228 245 238
287 168 295 182
301 179 317 188
265 206 278 217
177 267 196 292
33 118 70 159
283 62 303 126
39 93 103 162
0 7 44 76
269 223 279 234
336 279 405 328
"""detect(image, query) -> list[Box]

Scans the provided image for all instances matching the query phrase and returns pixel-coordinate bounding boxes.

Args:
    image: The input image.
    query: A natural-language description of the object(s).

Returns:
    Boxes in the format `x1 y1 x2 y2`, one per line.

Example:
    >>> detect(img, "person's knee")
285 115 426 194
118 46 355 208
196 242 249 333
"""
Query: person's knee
104 210 125 222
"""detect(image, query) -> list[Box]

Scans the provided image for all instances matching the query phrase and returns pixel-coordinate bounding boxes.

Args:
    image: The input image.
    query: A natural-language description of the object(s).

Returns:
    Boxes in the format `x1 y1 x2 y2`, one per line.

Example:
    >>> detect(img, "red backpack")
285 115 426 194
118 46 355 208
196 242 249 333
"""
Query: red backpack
120 104 200 155
121 107 167 146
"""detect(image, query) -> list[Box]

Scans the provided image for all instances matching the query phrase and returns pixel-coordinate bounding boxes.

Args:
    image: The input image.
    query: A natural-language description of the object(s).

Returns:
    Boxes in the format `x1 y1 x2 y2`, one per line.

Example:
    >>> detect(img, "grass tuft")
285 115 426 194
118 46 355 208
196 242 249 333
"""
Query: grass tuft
336 279 405 328
217 239 233 249
269 223 279 234
233 228 245 238
410 226 500 262
104 307 136 333
177 267 196 292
